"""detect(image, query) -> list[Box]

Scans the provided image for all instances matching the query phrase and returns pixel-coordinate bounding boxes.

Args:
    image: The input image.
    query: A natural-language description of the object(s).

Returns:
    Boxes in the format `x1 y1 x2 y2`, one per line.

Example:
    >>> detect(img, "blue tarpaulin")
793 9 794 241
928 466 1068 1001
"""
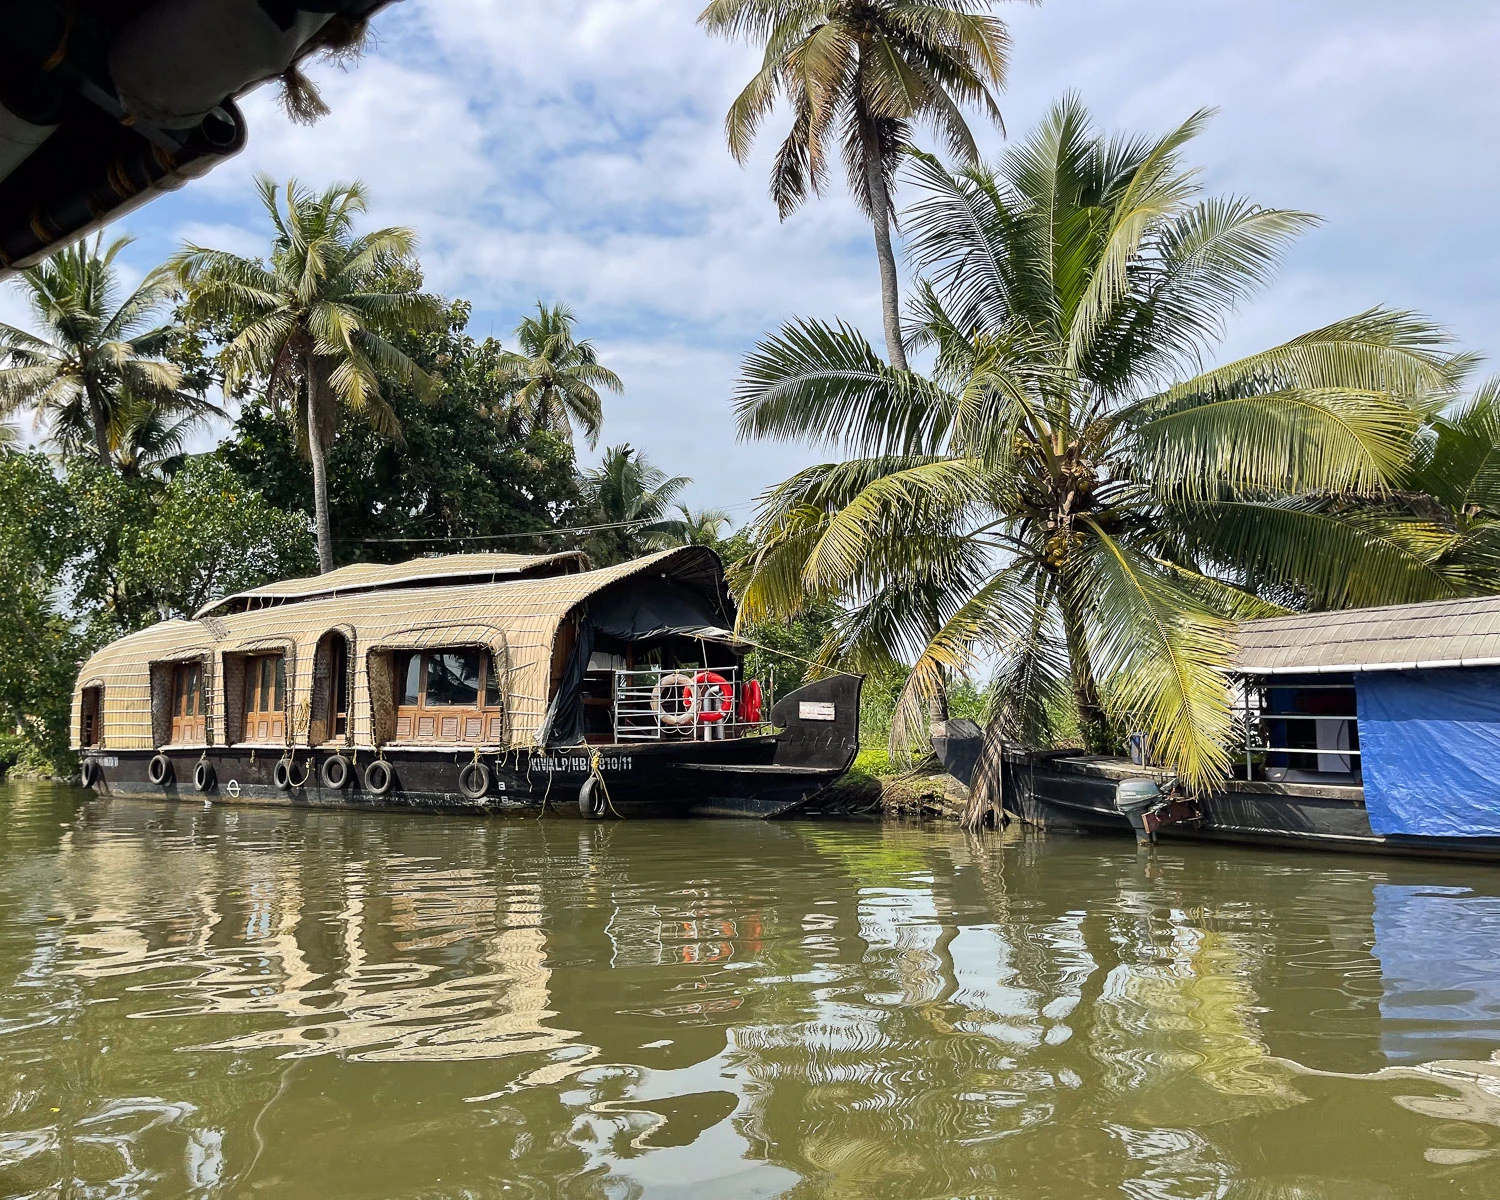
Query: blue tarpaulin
1356 667 1500 836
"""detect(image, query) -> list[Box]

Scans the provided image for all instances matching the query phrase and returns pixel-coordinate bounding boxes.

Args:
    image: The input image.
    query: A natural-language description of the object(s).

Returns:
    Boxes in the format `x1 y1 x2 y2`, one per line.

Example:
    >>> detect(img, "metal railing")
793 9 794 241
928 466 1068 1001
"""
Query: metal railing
611 666 770 742
1232 678 1360 778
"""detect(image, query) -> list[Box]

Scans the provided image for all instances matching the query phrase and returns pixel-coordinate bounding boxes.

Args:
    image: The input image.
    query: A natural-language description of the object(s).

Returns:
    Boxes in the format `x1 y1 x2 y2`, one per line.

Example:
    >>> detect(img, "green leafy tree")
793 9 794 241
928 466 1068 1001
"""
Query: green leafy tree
63 461 162 639
0 453 83 770
0 236 214 468
493 302 622 449
699 0 1014 370
116 458 316 621
216 301 585 563
733 98 1466 793
60 457 313 640
172 176 447 573
581 444 692 565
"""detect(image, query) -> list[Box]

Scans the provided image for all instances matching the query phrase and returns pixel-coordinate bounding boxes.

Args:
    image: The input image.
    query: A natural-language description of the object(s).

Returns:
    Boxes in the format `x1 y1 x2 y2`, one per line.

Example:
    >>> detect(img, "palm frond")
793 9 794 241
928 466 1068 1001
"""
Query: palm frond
1128 386 1419 498
1075 521 1235 789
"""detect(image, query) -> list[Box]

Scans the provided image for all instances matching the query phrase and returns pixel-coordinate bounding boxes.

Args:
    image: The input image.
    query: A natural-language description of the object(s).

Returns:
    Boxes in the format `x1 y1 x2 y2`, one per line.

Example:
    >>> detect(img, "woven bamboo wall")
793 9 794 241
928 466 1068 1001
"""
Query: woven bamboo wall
72 547 727 753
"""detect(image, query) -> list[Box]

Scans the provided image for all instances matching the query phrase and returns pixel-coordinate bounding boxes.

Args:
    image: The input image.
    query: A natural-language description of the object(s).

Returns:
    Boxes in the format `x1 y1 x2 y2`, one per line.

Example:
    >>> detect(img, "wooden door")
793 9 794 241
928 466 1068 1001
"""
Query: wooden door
80 687 102 747
170 662 207 744
244 654 286 743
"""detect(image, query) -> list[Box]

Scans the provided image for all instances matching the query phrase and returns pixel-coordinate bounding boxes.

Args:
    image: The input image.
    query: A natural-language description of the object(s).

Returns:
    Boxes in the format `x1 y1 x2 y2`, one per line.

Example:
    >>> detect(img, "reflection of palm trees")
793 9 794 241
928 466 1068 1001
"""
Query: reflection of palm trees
22 788 1468 1196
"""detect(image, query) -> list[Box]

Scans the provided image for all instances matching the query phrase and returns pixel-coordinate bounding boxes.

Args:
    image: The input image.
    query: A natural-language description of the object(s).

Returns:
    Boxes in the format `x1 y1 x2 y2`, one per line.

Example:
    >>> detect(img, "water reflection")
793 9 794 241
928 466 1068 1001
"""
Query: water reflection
1 781 1498 1197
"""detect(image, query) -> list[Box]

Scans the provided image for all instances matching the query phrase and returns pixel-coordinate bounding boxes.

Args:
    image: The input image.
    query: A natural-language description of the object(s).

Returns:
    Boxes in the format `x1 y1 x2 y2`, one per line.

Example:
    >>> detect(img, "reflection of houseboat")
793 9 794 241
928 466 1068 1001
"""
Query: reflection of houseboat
1006 596 1500 860
72 548 861 818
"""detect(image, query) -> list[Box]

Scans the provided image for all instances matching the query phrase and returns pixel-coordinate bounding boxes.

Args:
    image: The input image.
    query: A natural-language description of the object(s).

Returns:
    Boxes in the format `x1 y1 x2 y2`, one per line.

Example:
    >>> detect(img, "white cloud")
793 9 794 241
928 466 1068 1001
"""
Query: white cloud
15 0 1498 515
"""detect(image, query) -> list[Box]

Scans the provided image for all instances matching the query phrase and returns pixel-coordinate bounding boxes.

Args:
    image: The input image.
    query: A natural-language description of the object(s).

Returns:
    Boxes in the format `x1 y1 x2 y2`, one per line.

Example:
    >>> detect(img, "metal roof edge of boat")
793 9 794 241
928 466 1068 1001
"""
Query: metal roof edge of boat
1237 655 1500 676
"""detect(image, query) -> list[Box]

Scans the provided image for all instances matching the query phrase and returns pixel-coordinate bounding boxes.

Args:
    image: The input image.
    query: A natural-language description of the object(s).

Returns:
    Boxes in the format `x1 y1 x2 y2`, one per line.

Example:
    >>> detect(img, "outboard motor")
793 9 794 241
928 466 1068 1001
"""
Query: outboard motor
1115 778 1163 845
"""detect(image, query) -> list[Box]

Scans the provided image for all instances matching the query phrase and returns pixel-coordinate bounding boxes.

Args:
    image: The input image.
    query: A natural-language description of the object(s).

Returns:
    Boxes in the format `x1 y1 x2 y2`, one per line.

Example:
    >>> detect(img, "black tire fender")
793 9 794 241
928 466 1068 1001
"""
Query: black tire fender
365 759 395 797
320 754 352 790
80 758 99 787
272 757 293 790
147 753 173 786
458 760 490 801
578 776 606 819
193 760 215 793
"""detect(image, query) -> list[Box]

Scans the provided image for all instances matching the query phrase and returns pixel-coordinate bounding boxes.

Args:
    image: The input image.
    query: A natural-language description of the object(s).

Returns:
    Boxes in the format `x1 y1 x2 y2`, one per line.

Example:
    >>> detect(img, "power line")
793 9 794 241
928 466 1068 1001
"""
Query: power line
338 516 669 545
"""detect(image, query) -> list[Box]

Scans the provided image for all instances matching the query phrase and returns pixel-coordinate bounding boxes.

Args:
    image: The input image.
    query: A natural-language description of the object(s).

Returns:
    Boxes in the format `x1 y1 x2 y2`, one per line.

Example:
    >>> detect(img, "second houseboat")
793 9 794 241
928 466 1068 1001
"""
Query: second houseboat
71 547 861 818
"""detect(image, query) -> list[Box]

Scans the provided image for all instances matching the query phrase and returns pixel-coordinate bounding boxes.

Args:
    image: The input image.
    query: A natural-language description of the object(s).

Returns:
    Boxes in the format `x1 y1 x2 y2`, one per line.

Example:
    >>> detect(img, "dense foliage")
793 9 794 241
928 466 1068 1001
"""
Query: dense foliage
216 302 585 561
734 99 1477 792
0 455 85 771
0 453 314 774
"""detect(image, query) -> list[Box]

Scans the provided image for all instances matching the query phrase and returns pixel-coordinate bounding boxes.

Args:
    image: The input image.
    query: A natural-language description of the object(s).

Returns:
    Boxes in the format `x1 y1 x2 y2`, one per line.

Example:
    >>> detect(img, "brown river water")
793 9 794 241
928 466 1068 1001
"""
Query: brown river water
1 781 1499 1198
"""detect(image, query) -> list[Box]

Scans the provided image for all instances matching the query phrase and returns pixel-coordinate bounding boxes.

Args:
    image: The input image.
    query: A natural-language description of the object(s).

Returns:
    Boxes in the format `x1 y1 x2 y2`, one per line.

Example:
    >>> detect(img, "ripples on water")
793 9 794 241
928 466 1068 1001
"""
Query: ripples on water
1 782 1498 1198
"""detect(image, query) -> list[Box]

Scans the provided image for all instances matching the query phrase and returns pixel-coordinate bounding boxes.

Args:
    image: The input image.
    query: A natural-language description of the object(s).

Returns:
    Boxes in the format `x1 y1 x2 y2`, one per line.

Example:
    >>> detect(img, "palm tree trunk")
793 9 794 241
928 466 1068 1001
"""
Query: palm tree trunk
927 669 950 725
1058 589 1110 754
85 383 112 468
860 127 909 373
307 390 335 574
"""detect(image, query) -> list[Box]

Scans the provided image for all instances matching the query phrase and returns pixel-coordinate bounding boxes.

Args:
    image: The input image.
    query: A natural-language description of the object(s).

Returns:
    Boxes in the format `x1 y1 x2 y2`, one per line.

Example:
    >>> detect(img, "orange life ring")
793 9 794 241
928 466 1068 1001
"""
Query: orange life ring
740 678 763 723
693 671 732 723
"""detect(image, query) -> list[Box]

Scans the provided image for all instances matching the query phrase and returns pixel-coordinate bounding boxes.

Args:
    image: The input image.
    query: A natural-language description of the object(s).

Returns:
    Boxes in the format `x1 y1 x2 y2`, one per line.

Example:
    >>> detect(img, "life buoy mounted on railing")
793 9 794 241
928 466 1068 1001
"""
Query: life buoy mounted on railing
651 671 734 726
693 671 732 723
739 678 763 724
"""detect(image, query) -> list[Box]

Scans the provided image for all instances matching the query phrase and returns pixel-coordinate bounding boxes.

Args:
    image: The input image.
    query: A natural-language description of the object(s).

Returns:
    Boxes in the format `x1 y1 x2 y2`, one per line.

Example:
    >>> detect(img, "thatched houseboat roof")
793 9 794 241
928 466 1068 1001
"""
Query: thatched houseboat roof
195 551 590 617
73 547 735 752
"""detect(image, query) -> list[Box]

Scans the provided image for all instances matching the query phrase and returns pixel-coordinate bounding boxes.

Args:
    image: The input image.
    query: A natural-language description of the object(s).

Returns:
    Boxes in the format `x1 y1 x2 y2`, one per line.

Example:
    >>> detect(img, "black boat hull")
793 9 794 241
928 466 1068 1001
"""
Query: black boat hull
79 741 834 818
1004 753 1500 862
80 675 864 821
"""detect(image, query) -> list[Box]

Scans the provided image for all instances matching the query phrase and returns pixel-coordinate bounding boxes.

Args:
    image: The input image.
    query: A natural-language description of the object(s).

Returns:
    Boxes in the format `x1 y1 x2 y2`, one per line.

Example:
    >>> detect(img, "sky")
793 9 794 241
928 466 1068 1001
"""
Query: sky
5 0 1500 525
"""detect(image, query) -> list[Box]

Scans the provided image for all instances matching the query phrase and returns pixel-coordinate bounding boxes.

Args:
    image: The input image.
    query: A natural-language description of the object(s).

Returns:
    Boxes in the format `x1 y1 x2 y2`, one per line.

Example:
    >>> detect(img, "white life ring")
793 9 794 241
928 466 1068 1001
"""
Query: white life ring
652 672 700 726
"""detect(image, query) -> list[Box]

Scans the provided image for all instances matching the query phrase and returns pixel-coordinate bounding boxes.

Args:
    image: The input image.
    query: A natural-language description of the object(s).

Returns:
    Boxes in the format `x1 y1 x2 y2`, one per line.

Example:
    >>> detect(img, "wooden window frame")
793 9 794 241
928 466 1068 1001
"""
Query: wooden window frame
169 660 207 745
241 652 287 745
80 685 103 748
330 638 349 738
393 647 505 744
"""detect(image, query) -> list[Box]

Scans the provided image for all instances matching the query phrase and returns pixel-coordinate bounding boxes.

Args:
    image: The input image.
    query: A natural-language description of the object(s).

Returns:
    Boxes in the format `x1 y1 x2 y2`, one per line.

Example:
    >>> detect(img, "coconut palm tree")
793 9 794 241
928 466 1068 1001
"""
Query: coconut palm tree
0 236 210 468
680 506 734 548
647 505 733 551
699 0 1014 371
103 387 219 478
732 98 1467 795
493 302 621 449
1394 376 1500 584
172 176 445 573
581 444 692 565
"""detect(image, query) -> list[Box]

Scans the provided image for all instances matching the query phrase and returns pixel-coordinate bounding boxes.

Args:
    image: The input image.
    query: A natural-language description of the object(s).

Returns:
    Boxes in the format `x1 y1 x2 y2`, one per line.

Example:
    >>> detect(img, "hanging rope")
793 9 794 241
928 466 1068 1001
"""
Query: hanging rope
589 749 624 819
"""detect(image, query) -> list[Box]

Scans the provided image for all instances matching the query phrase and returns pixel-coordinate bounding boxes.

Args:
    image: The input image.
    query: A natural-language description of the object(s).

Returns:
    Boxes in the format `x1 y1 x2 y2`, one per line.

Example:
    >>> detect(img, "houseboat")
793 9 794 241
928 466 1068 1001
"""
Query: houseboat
71 547 861 818
1004 594 1500 861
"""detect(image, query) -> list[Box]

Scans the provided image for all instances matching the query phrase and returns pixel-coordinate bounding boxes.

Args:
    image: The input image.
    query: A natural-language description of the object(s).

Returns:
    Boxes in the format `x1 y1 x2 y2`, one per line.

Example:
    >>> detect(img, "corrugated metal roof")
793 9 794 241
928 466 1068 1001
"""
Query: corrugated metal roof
1234 594 1500 675
194 551 590 618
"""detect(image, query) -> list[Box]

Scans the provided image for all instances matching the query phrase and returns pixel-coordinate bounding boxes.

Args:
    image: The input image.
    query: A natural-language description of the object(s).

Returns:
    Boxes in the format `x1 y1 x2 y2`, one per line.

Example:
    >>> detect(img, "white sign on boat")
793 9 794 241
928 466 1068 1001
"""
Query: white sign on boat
799 702 836 721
